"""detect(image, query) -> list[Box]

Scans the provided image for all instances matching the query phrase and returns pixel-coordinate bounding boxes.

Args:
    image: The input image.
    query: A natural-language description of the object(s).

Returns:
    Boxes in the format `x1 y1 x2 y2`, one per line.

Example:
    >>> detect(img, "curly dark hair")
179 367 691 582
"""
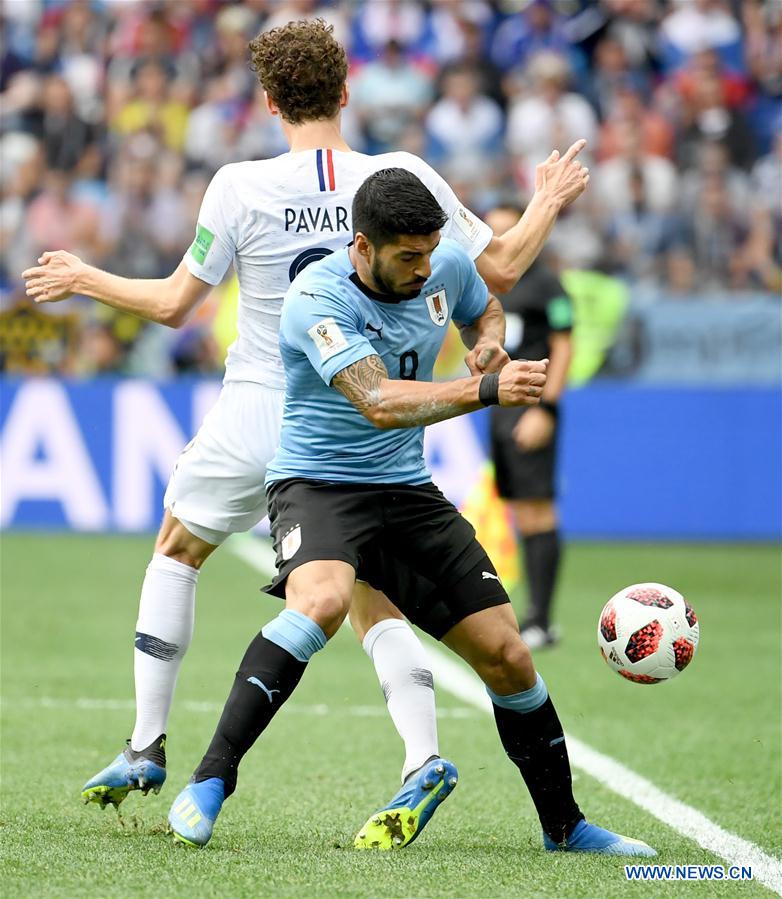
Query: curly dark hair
248 19 348 125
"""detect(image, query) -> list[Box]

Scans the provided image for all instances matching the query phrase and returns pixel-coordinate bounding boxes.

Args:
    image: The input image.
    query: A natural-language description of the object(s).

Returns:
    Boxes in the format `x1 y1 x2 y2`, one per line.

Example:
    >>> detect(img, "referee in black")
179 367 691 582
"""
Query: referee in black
485 204 573 650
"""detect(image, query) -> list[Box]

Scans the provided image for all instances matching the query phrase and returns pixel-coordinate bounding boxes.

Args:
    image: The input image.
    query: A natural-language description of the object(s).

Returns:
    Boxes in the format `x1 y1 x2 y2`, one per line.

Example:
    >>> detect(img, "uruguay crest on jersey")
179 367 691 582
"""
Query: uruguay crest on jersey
426 288 448 326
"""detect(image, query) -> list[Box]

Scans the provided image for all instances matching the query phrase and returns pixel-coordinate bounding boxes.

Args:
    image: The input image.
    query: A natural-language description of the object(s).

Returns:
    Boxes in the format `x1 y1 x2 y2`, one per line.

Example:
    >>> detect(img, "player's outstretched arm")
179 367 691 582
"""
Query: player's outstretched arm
457 294 510 375
21 253 211 328
475 140 590 293
332 354 547 430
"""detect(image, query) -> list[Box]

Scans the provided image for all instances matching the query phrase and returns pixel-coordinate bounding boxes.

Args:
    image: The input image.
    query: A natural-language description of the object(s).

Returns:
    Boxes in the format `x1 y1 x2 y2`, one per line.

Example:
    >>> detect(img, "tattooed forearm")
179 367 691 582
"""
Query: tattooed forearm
333 353 483 429
380 398 469 428
332 354 388 413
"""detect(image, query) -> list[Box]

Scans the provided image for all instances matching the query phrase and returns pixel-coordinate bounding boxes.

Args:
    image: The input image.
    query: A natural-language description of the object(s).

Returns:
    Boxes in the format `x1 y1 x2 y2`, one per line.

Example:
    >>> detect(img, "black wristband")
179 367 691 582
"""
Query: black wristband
479 372 500 406
539 400 559 419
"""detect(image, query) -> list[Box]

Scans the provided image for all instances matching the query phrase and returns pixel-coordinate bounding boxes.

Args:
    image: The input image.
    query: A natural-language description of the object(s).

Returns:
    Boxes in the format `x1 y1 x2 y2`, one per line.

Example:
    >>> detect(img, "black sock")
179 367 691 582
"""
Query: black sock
492 697 583 842
126 734 166 768
521 530 561 630
193 633 306 797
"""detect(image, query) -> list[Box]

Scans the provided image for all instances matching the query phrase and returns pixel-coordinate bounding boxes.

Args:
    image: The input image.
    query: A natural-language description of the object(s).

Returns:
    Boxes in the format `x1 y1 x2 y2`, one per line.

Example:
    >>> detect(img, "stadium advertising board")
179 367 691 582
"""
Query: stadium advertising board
605 297 781 385
1 378 779 540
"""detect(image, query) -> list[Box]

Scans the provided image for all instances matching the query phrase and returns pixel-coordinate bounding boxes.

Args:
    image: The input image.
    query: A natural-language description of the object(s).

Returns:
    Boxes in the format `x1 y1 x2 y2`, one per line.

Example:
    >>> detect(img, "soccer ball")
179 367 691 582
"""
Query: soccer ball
597 583 699 684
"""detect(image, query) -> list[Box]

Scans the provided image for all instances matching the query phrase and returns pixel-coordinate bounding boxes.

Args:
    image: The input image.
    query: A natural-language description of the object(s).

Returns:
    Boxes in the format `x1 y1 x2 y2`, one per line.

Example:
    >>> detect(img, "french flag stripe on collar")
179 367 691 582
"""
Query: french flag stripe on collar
316 149 336 192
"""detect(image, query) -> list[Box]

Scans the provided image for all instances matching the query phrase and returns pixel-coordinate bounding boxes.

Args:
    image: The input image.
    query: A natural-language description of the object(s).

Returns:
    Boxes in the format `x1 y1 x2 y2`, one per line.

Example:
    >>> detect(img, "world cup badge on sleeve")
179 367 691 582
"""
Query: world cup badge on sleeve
425 289 448 326
307 317 348 359
454 206 480 242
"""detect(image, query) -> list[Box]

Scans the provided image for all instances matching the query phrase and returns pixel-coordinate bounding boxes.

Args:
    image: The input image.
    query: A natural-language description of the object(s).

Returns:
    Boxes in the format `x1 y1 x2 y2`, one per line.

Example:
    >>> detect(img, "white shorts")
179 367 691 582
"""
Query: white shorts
164 381 284 544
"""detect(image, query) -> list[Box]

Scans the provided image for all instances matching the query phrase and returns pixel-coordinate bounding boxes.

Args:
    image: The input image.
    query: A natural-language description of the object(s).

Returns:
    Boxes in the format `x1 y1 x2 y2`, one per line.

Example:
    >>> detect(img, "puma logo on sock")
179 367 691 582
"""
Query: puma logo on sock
247 677 280 703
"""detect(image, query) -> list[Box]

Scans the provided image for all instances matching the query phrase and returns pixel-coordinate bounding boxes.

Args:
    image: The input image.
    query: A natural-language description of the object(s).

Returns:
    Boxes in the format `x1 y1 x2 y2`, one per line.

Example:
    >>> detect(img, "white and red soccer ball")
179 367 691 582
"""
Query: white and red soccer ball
597 583 699 684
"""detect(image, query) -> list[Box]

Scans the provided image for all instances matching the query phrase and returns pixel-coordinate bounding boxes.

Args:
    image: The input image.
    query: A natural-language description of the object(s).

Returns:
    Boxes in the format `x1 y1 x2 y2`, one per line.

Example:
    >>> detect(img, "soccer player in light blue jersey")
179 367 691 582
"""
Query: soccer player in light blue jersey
267 235 490 486
23 21 591 815
168 169 656 860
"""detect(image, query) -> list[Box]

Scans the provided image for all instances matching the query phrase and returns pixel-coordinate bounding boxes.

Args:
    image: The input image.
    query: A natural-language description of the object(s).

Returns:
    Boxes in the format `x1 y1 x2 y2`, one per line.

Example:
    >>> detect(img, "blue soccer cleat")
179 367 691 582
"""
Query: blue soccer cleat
544 819 657 857
354 757 458 850
81 737 167 809
168 778 225 848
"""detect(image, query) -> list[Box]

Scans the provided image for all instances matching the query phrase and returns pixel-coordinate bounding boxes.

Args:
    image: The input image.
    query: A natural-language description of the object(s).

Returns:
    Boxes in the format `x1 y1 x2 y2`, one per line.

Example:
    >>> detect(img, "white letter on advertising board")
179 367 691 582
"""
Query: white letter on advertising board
113 382 188 531
0 380 109 529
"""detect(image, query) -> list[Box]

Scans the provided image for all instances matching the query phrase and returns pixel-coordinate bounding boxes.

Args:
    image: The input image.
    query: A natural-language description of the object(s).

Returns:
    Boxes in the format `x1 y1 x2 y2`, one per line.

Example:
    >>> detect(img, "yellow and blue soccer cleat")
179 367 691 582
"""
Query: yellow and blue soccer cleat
354 757 458 850
544 819 656 856
81 737 167 808
168 778 225 848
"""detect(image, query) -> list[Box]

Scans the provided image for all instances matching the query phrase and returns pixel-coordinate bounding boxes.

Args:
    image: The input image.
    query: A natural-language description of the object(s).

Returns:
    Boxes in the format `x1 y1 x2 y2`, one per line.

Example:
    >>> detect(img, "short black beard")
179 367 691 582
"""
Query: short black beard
370 259 420 302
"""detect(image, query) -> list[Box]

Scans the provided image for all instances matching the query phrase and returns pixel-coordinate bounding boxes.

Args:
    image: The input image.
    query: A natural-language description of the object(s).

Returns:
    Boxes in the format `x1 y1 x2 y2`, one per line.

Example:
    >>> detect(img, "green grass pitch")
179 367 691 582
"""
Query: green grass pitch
1 533 780 897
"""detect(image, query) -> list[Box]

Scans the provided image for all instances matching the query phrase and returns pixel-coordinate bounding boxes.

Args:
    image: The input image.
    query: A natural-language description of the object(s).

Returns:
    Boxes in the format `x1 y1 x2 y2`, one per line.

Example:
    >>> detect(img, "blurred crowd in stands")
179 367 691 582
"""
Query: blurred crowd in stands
1 0 780 376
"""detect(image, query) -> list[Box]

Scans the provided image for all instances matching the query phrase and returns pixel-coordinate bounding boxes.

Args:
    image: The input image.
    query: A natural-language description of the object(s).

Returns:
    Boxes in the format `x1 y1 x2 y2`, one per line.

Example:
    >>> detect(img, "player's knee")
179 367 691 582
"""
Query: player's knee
155 515 215 569
479 632 536 694
290 580 352 638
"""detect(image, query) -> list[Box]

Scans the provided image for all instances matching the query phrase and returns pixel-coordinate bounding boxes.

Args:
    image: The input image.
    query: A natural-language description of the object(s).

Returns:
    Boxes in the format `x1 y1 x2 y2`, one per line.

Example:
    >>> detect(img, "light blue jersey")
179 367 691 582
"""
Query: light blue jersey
266 238 488 485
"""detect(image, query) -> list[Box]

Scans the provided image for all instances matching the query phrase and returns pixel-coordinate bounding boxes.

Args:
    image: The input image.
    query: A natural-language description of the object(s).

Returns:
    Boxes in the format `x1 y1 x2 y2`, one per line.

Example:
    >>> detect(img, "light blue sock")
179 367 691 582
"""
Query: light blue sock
487 673 548 713
262 609 327 663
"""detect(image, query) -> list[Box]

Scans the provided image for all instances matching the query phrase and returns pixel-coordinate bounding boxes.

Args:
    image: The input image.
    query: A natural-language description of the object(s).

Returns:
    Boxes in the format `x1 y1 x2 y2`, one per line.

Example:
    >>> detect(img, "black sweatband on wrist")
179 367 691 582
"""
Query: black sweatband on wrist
479 372 500 406
539 400 558 419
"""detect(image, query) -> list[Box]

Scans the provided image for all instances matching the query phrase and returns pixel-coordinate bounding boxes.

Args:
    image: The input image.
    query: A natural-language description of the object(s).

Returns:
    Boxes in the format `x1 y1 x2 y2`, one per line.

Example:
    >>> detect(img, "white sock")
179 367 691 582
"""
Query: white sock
362 619 439 782
130 553 198 751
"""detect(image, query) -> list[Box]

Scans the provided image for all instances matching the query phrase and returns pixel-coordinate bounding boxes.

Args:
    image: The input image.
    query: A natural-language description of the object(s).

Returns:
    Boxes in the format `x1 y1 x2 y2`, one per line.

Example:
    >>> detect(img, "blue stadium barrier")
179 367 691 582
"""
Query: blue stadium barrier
0 378 779 540
557 384 781 540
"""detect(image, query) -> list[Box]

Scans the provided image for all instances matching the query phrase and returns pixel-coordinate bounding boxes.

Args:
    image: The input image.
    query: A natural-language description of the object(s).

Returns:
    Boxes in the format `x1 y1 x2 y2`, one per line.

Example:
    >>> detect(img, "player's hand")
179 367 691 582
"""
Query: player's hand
464 339 510 376
497 359 548 407
22 250 85 303
534 139 590 210
513 405 555 451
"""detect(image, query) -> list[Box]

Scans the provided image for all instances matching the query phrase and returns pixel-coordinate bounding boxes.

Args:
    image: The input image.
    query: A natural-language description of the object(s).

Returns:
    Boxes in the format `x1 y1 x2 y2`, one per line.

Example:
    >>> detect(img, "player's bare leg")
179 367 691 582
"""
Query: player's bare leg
441 603 537 692
154 509 219 568
81 511 219 808
348 582 405 638
441 604 655 856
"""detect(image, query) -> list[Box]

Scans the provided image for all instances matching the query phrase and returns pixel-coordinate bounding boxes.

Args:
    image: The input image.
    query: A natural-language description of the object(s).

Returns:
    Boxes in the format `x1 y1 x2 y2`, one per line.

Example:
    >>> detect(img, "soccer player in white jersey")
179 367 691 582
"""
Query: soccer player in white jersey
22 20 589 820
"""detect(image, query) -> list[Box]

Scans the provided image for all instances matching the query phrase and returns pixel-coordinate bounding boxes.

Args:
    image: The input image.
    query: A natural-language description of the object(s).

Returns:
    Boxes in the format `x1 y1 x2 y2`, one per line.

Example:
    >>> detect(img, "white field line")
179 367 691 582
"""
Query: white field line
3 696 477 720
229 536 782 896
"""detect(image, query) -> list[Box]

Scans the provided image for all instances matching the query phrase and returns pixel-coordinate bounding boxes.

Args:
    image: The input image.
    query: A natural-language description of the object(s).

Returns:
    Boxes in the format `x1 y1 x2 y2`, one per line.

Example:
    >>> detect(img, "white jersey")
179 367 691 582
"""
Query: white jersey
183 148 493 389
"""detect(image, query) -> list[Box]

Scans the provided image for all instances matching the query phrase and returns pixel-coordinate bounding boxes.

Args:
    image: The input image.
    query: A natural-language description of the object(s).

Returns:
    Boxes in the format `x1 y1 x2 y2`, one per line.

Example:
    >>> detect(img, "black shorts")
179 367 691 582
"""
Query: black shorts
490 406 558 500
264 478 509 639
